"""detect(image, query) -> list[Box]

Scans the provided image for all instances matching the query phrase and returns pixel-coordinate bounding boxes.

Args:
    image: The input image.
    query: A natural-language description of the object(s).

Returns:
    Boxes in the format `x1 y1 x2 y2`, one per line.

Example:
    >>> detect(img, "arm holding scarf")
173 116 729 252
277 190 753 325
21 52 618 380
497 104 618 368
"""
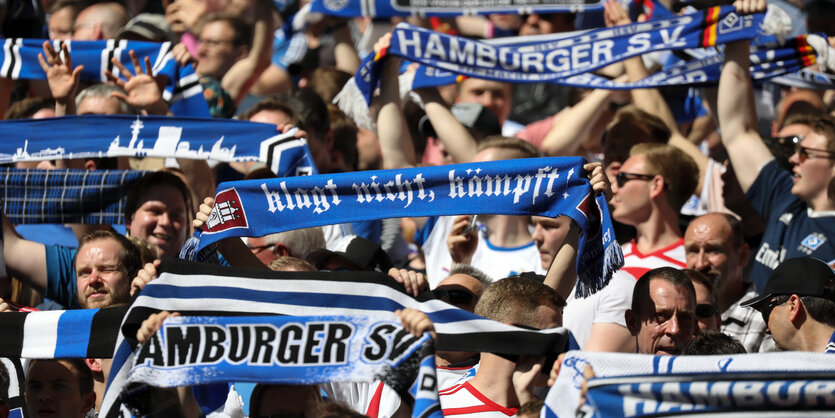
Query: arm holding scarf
376 33 418 170
718 0 774 193
605 0 709 196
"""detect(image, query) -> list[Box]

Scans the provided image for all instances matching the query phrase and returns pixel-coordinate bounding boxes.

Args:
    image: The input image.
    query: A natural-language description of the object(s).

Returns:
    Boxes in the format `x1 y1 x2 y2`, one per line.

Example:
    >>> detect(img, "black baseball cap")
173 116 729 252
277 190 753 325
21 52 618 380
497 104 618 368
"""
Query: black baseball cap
741 257 835 309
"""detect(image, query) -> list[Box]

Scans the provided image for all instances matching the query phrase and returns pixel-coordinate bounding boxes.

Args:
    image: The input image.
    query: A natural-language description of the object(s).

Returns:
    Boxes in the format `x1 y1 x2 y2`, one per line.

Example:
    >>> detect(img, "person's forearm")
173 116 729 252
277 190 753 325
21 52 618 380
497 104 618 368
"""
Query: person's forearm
543 224 579 301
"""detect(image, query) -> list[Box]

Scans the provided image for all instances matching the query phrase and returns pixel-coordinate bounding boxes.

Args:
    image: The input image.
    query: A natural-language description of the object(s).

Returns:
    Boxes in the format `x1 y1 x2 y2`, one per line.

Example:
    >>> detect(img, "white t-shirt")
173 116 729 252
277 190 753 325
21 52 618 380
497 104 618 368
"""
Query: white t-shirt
439 382 518 417
321 381 401 417
562 270 636 348
421 216 544 288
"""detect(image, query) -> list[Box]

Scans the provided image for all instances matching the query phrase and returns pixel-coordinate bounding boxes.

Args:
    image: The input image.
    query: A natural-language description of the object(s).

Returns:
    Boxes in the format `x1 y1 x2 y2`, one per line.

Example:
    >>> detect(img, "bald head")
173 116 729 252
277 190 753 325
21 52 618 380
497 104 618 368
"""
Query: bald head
73 2 129 40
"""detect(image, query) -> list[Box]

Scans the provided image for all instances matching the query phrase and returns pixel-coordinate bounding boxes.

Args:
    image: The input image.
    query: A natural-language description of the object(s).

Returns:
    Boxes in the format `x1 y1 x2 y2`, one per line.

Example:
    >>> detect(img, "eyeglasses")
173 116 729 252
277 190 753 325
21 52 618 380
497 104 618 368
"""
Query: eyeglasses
761 295 790 324
432 289 476 306
795 144 835 163
615 172 656 188
695 303 717 319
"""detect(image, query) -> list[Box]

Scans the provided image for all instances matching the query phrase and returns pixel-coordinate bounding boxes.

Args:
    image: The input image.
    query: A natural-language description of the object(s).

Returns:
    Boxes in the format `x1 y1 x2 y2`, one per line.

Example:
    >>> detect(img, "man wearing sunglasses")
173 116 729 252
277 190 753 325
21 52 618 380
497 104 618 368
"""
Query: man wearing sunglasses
741 257 835 353
717 0 835 293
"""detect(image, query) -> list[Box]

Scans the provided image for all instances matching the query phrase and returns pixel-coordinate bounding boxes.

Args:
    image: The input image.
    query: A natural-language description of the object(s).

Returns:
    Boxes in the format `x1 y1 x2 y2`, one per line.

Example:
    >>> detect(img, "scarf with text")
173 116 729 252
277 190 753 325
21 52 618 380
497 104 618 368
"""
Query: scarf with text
545 350 835 417
128 314 440 417
309 0 603 18
335 6 769 127
100 259 572 418
0 116 317 177
405 33 821 91
193 157 621 297
0 38 209 117
0 168 147 225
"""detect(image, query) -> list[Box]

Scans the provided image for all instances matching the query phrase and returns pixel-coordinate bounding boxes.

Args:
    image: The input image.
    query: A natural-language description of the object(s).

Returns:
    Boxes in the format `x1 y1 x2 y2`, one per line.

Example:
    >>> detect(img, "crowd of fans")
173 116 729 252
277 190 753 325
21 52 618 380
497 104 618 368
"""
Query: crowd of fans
0 0 834 416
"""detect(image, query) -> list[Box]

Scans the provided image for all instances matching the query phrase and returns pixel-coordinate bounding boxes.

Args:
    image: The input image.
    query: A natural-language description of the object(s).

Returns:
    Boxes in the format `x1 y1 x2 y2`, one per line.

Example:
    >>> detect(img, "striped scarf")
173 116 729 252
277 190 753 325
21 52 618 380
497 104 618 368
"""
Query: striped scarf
0 38 209 117
100 259 571 418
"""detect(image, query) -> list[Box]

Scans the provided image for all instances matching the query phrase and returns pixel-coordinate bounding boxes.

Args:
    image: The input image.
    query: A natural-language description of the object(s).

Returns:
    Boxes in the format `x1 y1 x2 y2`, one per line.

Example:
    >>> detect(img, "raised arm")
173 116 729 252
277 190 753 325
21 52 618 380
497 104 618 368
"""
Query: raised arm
540 87 623 157
38 42 83 116
222 0 276 105
2 213 47 293
717 0 773 192
376 33 417 169
604 0 708 195
415 88 478 164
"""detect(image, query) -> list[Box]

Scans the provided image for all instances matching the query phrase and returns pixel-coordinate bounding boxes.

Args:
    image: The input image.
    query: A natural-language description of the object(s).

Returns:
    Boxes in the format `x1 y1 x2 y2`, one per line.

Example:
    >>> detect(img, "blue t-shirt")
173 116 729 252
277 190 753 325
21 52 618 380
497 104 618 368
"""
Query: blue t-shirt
746 160 835 292
44 245 80 309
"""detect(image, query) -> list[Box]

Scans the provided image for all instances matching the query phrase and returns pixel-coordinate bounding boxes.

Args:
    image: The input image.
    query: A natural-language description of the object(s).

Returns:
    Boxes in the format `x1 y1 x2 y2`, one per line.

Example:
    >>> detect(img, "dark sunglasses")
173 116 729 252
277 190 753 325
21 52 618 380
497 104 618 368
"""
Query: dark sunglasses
773 135 803 146
433 289 476 306
795 143 835 163
761 295 790 324
695 303 717 319
615 172 656 188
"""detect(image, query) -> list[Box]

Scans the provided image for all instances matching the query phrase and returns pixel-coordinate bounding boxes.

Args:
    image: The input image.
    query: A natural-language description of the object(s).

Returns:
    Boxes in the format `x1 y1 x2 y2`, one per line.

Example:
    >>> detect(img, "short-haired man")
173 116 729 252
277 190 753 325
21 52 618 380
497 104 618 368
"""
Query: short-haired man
625 267 697 355
741 257 835 353
74 231 143 309
439 275 565 415
71 1 129 40
2 171 188 308
717 0 835 292
685 213 775 352
25 359 95 418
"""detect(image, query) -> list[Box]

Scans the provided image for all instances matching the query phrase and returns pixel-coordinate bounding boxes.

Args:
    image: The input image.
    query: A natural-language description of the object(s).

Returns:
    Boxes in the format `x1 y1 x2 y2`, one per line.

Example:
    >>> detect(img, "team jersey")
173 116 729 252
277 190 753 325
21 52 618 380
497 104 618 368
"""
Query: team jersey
746 160 835 292
439 382 518 417
619 238 687 280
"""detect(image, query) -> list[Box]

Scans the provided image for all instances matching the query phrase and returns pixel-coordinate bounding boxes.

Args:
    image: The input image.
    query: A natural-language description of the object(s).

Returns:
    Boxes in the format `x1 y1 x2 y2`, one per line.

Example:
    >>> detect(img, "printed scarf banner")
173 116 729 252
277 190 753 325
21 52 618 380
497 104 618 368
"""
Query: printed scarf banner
772 68 835 90
0 38 209 117
544 350 835 417
0 168 148 225
128 314 431 387
406 34 820 91
352 7 764 102
197 157 621 297
0 115 318 177
101 259 571 418
310 0 603 18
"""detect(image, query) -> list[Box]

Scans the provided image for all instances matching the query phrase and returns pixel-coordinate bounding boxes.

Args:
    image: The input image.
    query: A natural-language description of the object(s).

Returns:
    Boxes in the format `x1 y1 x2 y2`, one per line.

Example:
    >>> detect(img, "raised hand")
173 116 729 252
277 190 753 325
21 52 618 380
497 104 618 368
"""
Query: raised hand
106 50 170 115
38 42 83 105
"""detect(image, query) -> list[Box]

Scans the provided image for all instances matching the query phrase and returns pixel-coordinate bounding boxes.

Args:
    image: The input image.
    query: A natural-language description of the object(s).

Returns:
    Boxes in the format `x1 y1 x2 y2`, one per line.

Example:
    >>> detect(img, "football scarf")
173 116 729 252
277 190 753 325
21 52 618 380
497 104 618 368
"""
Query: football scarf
0 168 147 225
309 0 604 18
405 33 822 91
194 157 622 297
0 38 209 117
100 259 572 418
545 350 835 417
0 116 317 177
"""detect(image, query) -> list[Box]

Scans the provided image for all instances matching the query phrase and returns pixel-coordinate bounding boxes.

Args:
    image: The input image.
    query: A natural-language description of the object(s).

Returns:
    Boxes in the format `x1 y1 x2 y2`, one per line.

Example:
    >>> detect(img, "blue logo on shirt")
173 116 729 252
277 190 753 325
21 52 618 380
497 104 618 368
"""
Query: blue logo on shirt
801 234 826 251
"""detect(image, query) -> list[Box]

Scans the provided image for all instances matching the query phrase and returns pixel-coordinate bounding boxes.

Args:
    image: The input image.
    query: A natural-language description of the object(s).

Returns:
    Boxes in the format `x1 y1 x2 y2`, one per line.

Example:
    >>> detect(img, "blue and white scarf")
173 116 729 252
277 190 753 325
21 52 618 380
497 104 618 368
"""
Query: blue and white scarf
335 7 768 126
193 157 621 297
0 116 317 177
545 350 835 417
404 33 821 91
0 38 209 117
309 0 603 17
100 259 571 418
0 168 148 225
